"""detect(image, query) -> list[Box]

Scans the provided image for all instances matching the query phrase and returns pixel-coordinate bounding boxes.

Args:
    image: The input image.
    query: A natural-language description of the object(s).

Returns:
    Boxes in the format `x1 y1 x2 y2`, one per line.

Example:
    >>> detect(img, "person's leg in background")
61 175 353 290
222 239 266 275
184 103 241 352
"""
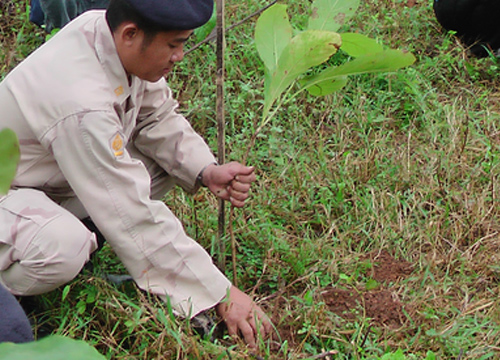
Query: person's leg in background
29 0 45 27
34 0 110 32
0 283 34 343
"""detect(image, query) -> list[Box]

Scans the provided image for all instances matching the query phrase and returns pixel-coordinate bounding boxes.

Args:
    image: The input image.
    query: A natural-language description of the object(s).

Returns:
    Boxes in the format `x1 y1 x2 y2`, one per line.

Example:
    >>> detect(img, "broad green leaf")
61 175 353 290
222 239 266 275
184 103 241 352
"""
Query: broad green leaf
341 32 384 57
0 128 20 194
301 49 416 96
255 4 293 73
264 30 342 117
0 335 105 360
308 0 360 32
305 76 348 96
194 6 216 43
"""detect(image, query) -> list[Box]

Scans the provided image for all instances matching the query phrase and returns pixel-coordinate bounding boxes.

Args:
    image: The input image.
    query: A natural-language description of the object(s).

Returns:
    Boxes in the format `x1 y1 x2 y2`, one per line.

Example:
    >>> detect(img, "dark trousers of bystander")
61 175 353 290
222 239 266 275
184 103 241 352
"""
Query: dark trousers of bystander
0 283 34 343
30 0 110 32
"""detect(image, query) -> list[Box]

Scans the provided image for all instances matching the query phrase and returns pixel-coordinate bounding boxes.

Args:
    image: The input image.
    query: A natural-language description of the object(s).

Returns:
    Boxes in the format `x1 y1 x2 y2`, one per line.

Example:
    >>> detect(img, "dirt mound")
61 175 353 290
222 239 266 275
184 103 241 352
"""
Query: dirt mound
361 250 414 283
322 288 408 328
321 250 414 328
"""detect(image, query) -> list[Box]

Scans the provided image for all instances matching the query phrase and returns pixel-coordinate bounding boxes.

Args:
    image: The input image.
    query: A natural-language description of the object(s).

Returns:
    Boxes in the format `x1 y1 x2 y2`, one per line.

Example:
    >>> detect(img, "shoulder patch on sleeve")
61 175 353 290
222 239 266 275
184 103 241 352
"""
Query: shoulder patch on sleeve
114 86 124 96
110 132 124 157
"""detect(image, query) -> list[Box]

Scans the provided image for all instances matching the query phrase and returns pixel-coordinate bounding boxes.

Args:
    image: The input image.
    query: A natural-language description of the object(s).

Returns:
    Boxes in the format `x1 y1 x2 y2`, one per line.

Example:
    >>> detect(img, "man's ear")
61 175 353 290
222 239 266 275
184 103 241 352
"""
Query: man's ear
118 23 140 46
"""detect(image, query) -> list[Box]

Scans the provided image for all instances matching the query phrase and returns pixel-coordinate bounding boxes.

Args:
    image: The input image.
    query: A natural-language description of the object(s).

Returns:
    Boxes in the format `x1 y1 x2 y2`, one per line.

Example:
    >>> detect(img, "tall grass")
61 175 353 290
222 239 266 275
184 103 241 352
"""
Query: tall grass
2 0 500 358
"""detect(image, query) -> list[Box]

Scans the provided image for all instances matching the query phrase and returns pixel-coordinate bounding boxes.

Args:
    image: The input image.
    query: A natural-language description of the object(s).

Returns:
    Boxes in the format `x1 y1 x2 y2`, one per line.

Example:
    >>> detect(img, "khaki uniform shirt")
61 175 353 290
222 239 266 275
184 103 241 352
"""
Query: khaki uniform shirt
0 10 231 316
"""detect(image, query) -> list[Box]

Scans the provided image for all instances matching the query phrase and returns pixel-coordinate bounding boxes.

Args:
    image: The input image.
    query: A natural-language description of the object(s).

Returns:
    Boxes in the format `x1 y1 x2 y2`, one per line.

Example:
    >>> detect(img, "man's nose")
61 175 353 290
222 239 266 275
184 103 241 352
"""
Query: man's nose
171 46 184 62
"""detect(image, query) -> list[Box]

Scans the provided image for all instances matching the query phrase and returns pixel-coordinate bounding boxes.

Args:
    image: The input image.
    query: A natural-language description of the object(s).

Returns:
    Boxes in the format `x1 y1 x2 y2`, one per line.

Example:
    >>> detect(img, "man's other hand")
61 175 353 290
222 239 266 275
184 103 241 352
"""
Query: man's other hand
201 162 256 208
215 285 272 348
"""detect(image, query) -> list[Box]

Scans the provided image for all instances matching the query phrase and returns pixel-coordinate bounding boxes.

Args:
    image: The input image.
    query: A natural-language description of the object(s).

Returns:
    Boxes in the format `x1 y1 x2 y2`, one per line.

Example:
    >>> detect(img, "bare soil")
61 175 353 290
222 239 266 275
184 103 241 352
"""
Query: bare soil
321 250 414 328
268 250 416 350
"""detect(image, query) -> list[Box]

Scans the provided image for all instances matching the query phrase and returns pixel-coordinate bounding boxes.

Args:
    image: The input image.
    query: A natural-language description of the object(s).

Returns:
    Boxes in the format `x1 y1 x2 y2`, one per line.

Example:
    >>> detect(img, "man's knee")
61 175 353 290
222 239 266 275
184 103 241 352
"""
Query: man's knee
2 215 97 296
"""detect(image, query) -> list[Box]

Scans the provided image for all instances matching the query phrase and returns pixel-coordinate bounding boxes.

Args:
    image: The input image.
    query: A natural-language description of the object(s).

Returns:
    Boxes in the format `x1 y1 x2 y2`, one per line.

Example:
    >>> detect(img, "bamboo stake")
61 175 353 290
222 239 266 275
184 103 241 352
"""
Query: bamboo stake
215 0 226 271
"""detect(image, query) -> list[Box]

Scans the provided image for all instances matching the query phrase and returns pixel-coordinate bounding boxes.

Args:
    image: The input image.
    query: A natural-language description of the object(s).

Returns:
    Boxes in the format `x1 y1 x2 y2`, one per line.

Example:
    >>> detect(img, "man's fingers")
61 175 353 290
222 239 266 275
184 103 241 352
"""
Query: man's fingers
226 320 239 339
230 181 251 193
233 164 255 176
229 197 246 208
238 320 257 348
215 187 250 207
251 310 271 340
228 188 249 201
234 172 256 184
215 286 271 348
262 314 272 335
248 316 264 342
228 184 250 207
215 187 230 199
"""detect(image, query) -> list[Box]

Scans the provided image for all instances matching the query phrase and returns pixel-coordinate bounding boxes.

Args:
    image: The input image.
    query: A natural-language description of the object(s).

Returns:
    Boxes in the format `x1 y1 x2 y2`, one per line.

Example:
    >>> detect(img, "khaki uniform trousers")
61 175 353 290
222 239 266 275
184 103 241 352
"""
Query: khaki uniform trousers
0 148 175 296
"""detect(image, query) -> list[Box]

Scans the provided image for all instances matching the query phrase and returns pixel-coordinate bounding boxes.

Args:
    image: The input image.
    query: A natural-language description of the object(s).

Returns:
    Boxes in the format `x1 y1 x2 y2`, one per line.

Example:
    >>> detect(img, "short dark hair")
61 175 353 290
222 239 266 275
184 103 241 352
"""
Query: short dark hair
105 0 165 45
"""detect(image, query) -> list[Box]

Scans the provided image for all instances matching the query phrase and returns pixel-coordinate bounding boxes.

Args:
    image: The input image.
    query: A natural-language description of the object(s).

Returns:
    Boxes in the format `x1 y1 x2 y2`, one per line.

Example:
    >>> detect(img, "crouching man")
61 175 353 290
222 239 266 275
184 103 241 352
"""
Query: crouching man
0 0 270 348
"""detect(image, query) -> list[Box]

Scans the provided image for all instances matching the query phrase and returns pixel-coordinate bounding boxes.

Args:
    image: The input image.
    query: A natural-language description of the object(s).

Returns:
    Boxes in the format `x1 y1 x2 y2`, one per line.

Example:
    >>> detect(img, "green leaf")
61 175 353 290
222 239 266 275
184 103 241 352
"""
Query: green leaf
308 0 360 32
341 32 384 57
193 10 216 43
338 273 351 283
301 49 416 96
305 76 348 96
255 4 293 73
380 349 406 360
264 30 342 117
0 335 105 360
62 285 71 301
425 351 437 360
0 128 20 194
365 278 380 290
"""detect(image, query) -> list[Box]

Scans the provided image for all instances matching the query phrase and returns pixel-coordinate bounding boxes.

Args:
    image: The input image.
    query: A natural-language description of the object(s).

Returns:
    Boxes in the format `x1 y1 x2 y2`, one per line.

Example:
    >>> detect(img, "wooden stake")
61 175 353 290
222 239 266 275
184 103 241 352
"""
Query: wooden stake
215 0 226 271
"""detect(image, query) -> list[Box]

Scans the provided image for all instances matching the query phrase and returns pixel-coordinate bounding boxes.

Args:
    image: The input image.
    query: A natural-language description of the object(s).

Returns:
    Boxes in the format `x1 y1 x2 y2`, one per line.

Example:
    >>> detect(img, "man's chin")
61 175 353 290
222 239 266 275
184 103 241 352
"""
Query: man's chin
161 70 173 79
139 74 165 83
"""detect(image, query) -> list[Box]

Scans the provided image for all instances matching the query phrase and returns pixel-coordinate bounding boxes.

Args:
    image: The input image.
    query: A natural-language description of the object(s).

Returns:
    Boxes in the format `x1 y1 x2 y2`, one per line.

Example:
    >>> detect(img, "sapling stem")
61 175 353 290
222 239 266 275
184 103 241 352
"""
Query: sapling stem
243 82 296 163
227 82 295 286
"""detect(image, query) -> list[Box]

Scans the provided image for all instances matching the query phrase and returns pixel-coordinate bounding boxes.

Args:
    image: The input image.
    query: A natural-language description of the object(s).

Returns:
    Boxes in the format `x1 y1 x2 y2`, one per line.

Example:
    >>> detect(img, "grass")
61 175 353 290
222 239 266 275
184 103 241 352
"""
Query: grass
2 0 500 358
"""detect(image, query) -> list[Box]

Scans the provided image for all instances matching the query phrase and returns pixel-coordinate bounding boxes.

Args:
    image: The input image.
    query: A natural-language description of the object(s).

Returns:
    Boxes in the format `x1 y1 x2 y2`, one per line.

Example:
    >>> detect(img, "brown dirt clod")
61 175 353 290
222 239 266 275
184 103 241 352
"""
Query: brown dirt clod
321 250 414 329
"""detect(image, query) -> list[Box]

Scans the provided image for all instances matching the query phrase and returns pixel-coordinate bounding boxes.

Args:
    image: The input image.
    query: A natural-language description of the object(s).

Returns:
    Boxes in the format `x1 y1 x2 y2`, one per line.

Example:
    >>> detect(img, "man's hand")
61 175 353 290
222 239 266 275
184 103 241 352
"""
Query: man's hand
201 162 256 208
215 285 272 348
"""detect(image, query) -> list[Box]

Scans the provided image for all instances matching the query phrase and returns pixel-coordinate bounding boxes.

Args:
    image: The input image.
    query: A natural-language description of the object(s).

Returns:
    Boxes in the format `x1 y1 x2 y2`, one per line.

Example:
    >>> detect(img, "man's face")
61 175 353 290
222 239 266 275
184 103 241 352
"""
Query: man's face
120 28 193 82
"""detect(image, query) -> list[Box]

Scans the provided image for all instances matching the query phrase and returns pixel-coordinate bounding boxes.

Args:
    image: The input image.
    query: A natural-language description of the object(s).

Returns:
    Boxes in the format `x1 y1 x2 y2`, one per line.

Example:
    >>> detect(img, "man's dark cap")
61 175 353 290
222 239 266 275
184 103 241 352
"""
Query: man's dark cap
124 0 214 30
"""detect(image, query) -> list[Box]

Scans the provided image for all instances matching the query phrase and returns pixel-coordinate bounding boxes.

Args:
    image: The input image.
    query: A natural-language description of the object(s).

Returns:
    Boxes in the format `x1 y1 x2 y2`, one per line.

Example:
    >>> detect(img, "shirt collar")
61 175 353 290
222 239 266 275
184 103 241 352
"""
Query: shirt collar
93 13 131 105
